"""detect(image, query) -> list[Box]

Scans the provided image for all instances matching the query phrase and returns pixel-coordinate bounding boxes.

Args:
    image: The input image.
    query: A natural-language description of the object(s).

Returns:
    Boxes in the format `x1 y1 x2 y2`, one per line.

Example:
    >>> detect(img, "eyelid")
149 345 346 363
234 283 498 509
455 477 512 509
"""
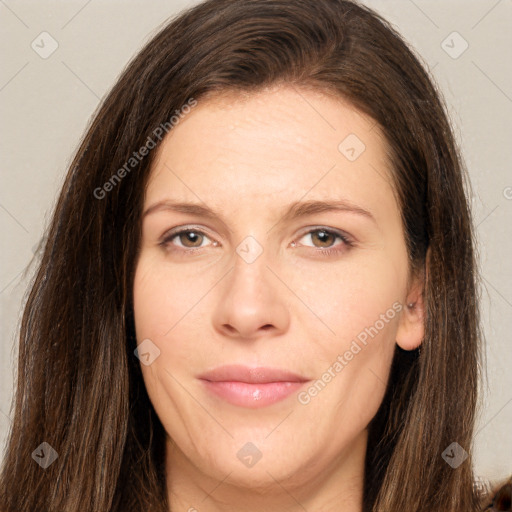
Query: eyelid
295 225 355 245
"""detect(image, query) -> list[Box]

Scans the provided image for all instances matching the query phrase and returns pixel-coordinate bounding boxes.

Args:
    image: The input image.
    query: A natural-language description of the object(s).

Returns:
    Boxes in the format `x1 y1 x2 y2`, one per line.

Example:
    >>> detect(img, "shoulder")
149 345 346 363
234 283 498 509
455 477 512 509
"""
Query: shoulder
478 475 511 511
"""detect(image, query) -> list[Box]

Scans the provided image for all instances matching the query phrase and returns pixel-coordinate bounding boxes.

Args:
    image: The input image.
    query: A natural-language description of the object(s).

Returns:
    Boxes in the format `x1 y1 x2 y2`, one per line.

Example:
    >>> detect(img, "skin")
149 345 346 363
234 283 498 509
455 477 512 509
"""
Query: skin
133 84 425 512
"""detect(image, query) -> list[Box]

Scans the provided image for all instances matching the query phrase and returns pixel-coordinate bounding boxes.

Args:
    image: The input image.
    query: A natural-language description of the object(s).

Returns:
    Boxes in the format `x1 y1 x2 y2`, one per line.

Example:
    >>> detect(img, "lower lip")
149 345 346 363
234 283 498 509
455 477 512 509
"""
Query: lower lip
200 380 307 408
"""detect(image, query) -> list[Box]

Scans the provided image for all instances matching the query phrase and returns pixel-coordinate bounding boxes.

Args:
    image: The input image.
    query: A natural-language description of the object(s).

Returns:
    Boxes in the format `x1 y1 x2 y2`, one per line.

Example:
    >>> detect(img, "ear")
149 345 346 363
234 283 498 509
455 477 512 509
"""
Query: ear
395 248 428 351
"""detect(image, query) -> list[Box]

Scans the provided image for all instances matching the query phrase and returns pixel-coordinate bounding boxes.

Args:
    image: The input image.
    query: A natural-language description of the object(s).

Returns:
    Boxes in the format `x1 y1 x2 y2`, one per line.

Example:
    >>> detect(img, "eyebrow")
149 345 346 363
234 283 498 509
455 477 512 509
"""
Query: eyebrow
142 198 376 225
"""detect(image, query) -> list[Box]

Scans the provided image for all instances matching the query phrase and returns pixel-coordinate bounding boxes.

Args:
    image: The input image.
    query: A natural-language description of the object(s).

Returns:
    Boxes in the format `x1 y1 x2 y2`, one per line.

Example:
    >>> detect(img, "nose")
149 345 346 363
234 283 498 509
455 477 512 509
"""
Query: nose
212 243 290 341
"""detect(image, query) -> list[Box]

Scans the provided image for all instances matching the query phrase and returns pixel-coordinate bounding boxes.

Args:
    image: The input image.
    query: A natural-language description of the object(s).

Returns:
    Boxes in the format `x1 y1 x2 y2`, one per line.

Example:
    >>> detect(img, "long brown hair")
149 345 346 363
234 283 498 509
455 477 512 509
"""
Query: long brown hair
0 0 488 510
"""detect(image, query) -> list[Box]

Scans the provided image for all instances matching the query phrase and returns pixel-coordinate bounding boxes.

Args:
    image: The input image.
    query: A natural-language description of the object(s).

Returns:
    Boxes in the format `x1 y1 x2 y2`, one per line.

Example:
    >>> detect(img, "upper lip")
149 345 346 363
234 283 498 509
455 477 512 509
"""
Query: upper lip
198 365 310 384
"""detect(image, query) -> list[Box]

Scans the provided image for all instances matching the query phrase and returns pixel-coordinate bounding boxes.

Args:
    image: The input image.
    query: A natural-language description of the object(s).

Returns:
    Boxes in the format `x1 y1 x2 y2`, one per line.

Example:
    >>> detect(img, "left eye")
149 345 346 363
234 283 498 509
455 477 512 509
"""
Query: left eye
295 228 352 255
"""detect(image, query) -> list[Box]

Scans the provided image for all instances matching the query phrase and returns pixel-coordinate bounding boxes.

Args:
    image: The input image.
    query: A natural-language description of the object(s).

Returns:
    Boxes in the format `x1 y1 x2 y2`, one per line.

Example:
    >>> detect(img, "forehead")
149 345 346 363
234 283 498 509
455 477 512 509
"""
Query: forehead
146 84 397 221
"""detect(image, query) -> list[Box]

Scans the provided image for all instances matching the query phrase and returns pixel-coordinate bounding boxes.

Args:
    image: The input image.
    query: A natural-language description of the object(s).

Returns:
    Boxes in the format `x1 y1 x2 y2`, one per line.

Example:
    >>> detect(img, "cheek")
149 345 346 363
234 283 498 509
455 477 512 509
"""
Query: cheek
132 255 203 341
297 308 399 451
286 249 406 352
289 250 404 420
132 258 206 431
132 255 212 390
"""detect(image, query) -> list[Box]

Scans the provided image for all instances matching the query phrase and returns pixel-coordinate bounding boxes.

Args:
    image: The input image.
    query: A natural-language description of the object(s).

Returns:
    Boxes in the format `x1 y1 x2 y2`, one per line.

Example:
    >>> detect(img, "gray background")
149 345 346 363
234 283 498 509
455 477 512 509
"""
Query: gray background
1 0 511 482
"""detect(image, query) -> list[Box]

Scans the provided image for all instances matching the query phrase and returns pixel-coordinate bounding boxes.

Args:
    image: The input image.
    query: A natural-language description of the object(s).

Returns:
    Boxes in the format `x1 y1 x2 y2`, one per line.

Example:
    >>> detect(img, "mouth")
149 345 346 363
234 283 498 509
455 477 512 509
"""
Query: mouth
197 365 311 409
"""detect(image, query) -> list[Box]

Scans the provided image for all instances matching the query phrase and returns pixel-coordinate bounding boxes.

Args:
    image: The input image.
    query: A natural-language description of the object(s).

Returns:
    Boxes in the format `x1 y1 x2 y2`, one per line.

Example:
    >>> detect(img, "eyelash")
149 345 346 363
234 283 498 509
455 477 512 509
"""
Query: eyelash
159 226 354 257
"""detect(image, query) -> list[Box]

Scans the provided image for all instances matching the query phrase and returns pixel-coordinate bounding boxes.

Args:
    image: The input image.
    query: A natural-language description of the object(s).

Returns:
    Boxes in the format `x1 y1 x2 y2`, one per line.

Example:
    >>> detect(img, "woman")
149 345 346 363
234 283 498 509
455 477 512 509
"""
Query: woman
0 0 509 510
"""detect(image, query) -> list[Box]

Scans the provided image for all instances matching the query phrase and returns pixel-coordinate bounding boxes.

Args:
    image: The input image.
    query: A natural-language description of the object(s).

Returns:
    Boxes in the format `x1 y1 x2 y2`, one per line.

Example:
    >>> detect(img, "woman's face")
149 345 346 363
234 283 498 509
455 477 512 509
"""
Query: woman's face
133 85 424 495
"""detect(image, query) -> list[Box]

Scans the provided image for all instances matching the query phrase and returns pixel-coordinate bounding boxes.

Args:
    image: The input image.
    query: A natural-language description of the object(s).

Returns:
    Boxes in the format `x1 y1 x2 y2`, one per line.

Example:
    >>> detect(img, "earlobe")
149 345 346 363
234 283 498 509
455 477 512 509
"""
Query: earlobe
396 295 425 351
396 259 427 351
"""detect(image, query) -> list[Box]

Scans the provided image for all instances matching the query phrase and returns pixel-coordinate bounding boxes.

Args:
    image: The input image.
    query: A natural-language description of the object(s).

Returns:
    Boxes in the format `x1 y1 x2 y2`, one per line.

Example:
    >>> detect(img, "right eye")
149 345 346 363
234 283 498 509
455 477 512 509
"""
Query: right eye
159 227 218 254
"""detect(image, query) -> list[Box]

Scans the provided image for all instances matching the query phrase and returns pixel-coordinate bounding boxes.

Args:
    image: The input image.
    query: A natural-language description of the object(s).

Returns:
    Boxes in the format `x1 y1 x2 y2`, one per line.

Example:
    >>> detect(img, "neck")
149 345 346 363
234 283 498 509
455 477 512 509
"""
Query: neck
165 429 367 512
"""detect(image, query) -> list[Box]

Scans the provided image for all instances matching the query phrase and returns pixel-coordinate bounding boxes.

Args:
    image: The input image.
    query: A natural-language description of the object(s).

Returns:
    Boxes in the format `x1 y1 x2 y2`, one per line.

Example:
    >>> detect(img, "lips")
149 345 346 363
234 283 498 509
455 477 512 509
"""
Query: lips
198 365 310 408
198 365 309 384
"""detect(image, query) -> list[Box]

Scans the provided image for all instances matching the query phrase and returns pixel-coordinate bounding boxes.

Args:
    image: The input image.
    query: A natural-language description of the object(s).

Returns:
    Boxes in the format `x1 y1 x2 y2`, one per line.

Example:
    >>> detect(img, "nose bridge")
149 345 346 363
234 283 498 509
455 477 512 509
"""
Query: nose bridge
228 233 271 300
225 199 292 291
235 234 266 267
